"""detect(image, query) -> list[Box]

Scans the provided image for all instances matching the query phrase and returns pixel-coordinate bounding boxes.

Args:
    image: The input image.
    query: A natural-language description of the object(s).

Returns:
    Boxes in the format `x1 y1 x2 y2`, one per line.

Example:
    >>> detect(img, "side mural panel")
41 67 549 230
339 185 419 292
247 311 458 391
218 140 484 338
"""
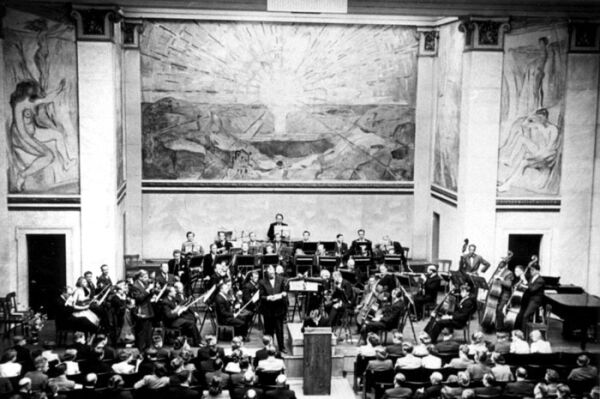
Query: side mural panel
497 20 568 197
3 8 80 194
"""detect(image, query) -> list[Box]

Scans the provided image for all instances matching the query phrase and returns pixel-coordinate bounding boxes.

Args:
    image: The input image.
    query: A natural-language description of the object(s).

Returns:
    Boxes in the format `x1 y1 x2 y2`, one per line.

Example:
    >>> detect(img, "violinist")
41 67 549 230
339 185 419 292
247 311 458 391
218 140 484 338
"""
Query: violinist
413 265 442 320
208 261 230 289
214 280 251 338
427 283 476 342
155 263 177 288
129 270 157 350
516 260 545 329
489 254 515 331
377 264 397 293
97 264 113 293
360 289 405 341
215 231 233 253
328 271 354 329
161 286 201 346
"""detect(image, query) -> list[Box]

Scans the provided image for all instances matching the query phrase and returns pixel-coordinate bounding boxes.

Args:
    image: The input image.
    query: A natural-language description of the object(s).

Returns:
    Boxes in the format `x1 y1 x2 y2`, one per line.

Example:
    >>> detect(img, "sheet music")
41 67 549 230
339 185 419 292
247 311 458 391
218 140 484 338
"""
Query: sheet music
288 280 319 292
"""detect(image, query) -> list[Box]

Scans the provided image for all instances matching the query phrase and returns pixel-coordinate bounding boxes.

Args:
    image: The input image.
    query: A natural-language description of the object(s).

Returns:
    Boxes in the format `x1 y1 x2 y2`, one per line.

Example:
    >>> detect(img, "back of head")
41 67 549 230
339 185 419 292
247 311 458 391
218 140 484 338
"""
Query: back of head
545 368 559 383
457 371 470 387
18 377 32 390
153 362 168 377
483 373 496 386
392 331 403 344
108 375 124 390
367 333 380 347
577 354 590 367
266 345 277 357
85 373 97 387
430 372 443 384
394 373 406 386
515 367 528 379
402 342 414 354
176 369 190 385
262 335 273 347
209 376 222 396
275 374 287 386
557 383 571 398
462 389 476 399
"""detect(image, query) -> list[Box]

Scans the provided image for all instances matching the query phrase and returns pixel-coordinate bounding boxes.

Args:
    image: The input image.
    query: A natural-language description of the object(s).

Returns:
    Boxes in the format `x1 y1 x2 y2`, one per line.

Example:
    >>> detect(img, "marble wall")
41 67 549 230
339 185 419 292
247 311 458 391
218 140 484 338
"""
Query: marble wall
140 21 418 183
3 8 80 194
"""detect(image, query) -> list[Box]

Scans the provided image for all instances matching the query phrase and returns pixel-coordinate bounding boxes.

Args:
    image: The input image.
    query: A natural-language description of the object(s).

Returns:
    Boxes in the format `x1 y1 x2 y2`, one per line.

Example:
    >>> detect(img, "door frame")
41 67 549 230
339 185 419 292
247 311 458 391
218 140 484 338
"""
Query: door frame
16 228 74 309
499 228 553 275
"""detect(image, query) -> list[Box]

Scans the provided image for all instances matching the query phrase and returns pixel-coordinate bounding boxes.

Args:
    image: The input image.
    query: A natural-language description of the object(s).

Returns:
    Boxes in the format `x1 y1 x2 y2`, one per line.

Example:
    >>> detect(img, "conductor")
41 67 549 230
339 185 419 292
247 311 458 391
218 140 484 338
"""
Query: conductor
259 265 288 353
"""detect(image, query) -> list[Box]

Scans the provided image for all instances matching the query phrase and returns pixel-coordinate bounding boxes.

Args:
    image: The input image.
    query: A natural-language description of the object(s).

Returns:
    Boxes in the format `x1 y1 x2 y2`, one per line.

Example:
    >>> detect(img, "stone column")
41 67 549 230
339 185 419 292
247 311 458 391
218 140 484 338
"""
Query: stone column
412 28 438 260
559 23 600 293
122 20 144 257
456 18 509 264
71 5 123 275
0 7 9 284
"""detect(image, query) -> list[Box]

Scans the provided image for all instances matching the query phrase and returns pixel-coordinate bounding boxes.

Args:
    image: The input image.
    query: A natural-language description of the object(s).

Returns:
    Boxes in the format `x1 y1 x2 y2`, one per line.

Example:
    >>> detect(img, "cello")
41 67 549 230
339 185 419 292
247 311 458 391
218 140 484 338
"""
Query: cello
503 255 537 330
424 288 458 337
480 251 513 331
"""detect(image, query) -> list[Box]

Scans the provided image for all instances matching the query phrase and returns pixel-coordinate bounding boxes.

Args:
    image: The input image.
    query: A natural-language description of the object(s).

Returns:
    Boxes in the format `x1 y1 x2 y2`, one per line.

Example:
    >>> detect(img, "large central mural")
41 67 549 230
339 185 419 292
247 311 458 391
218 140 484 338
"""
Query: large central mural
140 21 418 182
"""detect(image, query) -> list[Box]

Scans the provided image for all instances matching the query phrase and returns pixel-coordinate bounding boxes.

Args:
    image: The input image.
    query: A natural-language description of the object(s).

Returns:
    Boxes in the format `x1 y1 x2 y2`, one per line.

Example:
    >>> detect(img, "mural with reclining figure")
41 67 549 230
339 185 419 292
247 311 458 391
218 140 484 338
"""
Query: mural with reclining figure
140 21 418 183
4 8 79 194
497 20 567 197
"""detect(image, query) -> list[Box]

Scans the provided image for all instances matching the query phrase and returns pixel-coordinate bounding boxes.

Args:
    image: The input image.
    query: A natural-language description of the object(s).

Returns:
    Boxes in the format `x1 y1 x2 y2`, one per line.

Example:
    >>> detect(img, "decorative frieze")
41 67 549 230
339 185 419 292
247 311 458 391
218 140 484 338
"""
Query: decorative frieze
459 17 510 51
569 22 600 52
122 19 144 48
417 28 439 57
70 5 123 41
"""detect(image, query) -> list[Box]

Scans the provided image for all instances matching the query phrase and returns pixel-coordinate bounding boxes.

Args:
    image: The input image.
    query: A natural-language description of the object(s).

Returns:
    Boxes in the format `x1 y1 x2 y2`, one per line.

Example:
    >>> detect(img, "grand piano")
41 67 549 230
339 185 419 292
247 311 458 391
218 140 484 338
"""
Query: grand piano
545 292 600 350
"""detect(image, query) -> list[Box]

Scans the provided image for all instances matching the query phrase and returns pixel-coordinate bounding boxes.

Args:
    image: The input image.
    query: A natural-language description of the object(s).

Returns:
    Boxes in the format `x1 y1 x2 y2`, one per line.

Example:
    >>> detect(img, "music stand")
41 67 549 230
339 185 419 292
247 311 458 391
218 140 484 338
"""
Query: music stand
320 241 337 252
288 278 321 322
294 254 314 276
353 255 372 275
318 255 339 273
384 255 404 272
295 241 318 255
234 255 257 276
249 245 263 256
214 254 232 267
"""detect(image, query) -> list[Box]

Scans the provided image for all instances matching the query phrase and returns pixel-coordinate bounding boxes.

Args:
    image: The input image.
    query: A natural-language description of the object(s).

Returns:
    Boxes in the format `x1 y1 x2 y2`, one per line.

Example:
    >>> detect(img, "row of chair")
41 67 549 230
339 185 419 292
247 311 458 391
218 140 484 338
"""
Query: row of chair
0 292 32 339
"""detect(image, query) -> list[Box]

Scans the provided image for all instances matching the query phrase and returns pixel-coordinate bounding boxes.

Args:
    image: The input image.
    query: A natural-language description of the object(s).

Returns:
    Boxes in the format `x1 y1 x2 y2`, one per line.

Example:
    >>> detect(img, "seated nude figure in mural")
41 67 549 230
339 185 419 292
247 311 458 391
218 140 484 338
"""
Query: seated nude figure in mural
9 78 75 191
497 108 560 193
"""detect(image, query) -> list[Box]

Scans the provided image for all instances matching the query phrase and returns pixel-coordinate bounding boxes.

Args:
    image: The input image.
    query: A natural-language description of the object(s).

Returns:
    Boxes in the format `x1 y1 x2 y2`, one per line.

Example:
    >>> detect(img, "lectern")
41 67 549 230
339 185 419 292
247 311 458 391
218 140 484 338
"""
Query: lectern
303 327 332 395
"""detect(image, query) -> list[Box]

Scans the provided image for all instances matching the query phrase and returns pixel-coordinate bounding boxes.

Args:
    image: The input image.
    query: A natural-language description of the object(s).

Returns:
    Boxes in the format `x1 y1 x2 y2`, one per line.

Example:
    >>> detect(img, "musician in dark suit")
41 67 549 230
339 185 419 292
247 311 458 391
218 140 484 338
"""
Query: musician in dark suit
517 263 545 329
428 284 477 342
334 233 349 261
413 265 442 320
84 271 97 295
168 249 184 275
154 263 177 288
129 270 156 350
328 271 354 328
360 289 405 340
490 254 515 331
350 229 372 256
258 265 288 353
96 265 113 293
267 213 288 241
382 236 408 267
242 271 260 313
377 264 397 293
214 280 251 337
459 244 491 274
161 286 200 345
203 244 219 278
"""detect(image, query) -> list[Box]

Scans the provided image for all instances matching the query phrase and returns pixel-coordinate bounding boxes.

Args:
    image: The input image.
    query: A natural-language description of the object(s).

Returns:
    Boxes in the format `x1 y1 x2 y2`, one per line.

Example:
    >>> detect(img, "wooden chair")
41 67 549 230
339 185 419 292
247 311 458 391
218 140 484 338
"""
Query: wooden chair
4 292 30 337
525 304 551 339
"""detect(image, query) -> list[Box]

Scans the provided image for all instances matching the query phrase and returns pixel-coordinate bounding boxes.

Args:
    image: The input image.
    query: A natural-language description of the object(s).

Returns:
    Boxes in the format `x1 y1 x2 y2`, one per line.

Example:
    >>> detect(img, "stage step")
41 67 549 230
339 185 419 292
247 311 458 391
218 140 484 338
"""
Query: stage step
288 377 356 399
287 322 337 356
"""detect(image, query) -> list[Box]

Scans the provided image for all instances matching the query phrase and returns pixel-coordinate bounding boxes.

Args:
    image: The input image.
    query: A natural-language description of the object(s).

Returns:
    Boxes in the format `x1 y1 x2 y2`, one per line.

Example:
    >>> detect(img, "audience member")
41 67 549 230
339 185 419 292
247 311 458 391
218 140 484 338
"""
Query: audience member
133 362 170 390
264 374 296 399
382 373 412 399
534 369 560 399
490 353 514 382
466 351 491 382
168 369 199 398
473 373 503 397
107 375 133 399
530 330 552 353
435 328 460 356
256 346 285 372
60 349 80 376
556 383 573 399
494 331 511 354
414 371 443 399
421 345 442 369
12 336 34 372
111 350 137 374
0 349 22 378
366 348 393 372
510 330 530 354
386 331 405 357
253 336 279 368
24 356 49 393
504 367 535 397
467 331 489 356
358 333 383 357
461 388 475 399
414 333 433 357
205 358 231 389
394 342 421 370
445 344 473 369
48 363 79 392
568 355 599 382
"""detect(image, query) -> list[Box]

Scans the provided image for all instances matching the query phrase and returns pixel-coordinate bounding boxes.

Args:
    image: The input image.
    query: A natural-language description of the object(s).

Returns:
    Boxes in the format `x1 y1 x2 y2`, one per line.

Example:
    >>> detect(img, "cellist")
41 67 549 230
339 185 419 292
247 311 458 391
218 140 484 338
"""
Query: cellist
489 252 515 331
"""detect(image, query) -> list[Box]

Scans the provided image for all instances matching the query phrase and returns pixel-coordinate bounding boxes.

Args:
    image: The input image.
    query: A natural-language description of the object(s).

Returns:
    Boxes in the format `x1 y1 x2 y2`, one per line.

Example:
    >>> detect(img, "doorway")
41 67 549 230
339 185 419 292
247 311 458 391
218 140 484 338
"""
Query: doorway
432 212 440 260
507 234 542 272
27 235 66 319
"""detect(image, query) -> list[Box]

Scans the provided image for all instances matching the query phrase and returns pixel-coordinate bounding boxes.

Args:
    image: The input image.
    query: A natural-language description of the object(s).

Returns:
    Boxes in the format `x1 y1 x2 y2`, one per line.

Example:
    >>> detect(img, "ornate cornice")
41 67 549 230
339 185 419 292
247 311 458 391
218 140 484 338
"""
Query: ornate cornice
417 28 439 57
458 17 510 51
70 4 123 42
122 18 144 48
568 21 600 53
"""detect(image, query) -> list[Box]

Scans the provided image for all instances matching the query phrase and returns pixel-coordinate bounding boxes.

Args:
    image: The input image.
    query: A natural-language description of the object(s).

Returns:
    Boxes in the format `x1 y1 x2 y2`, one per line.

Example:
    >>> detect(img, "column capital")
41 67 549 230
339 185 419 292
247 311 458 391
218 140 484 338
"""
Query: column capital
122 19 144 48
568 21 600 53
458 17 510 52
417 28 439 57
70 4 123 42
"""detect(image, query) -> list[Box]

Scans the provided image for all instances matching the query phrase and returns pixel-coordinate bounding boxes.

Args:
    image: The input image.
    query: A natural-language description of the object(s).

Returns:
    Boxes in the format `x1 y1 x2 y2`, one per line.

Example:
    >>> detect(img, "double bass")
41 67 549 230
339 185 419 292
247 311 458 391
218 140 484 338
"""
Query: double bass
424 289 457 337
503 255 537 330
480 251 513 331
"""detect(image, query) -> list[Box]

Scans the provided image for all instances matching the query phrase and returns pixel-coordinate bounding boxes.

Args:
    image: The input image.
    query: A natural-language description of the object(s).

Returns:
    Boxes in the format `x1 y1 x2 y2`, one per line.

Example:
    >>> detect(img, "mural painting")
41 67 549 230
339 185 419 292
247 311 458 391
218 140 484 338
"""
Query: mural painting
497 20 567 196
140 22 418 182
432 23 463 192
4 8 79 194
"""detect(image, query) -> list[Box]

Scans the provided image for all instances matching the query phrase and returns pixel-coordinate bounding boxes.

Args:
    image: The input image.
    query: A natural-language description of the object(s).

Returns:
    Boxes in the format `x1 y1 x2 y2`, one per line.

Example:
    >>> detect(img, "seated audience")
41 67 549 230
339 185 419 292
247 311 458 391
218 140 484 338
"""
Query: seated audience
264 374 296 399
534 369 560 399
24 356 49 393
107 375 133 399
0 349 22 378
133 362 170 390
253 336 280 368
473 373 503 397
435 328 460 357
414 371 443 399
494 331 511 354
568 354 599 382
256 345 285 372
530 330 552 353
394 342 422 370
112 350 138 374
414 333 433 357
490 353 514 382
510 330 530 354
197 335 225 361
366 348 393 372
467 331 489 356
150 335 170 362
461 389 475 399
12 377 33 399
442 372 470 399
386 331 405 357
168 369 199 398
12 336 34 372
504 367 535 397
466 351 491 382
445 344 473 369
205 358 230 389
0 377 13 397
138 348 159 376
358 333 383 358
422 345 442 369
556 383 573 399
48 363 80 392
60 349 80 376
205 375 226 398
382 372 413 399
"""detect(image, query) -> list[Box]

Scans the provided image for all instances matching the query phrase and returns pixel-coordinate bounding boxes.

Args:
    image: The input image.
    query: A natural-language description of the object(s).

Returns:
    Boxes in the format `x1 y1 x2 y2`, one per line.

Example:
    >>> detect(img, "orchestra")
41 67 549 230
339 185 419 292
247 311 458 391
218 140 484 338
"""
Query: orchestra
54 225 551 356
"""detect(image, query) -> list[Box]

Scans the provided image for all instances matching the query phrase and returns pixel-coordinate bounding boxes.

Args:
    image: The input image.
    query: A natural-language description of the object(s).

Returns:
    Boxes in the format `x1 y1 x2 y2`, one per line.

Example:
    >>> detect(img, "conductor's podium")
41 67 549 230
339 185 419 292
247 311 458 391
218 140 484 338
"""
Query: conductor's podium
284 323 344 388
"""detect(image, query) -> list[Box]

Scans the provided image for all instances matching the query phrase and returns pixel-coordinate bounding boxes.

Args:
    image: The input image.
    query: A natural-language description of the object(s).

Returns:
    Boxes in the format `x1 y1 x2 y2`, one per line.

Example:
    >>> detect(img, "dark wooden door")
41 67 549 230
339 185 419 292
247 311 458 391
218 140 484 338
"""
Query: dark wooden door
27 234 66 319
507 234 542 272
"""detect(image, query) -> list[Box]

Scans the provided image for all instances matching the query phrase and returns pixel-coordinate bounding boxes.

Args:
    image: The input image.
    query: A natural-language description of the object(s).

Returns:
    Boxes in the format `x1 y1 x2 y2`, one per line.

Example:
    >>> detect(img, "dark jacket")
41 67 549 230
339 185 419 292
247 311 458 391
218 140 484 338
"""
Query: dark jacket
381 300 405 330
503 380 535 397
258 276 287 317
129 280 154 319
526 275 546 305
452 296 476 325
267 222 288 241
264 387 296 399
382 386 413 399
423 274 442 300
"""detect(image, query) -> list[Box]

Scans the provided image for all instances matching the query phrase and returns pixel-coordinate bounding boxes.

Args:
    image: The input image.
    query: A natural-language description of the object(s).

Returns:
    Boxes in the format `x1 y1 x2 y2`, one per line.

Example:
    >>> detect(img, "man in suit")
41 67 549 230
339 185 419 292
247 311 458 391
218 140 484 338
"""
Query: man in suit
161 286 200 345
129 270 156 350
413 265 442 320
214 280 251 337
267 213 288 241
350 228 372 256
434 328 460 356
215 231 233 253
518 263 545 329
428 284 477 342
264 374 296 399
154 263 176 288
328 271 354 329
96 264 113 293
382 236 408 267
377 264 397 293
504 367 535 397
84 271 97 294
489 253 515 331
473 373 503 397
168 369 199 398
382 373 413 399
459 244 491 274
361 289 405 340
253 335 282 368
242 271 260 313
203 244 219 278
196 335 225 361
168 249 183 275
259 265 288 353
334 233 349 262
414 371 443 399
